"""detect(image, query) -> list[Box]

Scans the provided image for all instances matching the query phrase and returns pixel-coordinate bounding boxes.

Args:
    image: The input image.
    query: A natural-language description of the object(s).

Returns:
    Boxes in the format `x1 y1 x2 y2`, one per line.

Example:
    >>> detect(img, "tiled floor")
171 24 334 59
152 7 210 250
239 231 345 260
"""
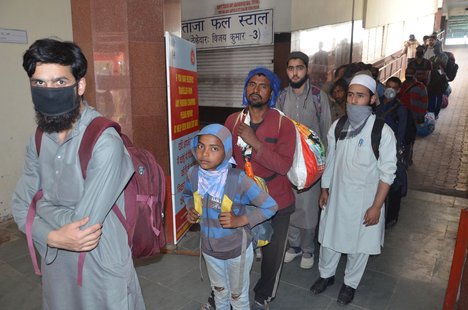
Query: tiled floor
408 45 468 197
1 45 467 309
0 190 466 309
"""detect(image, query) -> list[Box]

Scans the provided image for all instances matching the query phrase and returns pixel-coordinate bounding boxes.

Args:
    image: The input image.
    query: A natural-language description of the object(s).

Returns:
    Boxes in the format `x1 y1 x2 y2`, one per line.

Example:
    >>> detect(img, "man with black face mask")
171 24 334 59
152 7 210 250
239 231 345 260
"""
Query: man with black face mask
276 51 331 271
12 38 145 309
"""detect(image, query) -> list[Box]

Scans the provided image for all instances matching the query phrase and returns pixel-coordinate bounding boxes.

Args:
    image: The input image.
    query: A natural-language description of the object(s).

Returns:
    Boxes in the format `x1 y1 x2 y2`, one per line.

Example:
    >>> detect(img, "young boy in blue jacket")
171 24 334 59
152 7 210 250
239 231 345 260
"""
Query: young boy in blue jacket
184 124 278 310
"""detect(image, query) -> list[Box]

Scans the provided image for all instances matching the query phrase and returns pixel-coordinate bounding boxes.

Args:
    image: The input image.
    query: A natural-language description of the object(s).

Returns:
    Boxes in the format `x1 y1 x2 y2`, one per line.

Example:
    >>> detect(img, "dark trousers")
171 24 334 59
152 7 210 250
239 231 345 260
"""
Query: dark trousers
254 208 292 303
428 93 443 118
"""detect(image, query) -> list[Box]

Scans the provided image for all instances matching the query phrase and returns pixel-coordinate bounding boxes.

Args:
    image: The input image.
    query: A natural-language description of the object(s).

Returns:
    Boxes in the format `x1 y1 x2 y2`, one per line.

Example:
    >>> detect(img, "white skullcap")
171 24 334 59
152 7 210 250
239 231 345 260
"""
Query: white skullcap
349 74 376 94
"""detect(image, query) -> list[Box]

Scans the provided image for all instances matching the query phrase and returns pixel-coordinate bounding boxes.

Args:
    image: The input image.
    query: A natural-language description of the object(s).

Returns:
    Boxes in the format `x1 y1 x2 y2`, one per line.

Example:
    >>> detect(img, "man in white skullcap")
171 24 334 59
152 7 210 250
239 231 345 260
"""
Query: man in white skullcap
310 73 397 305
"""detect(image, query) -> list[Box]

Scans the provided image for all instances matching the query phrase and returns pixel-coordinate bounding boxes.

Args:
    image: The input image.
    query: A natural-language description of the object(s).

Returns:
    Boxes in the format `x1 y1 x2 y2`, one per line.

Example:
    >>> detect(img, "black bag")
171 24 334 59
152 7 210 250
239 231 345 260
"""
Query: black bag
388 103 417 146
428 70 449 95
444 51 459 82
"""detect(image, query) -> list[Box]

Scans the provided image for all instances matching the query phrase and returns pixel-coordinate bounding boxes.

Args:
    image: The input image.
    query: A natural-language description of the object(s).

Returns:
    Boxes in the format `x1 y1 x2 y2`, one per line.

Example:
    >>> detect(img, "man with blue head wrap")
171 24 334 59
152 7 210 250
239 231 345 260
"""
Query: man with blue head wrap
242 67 281 108
225 67 297 309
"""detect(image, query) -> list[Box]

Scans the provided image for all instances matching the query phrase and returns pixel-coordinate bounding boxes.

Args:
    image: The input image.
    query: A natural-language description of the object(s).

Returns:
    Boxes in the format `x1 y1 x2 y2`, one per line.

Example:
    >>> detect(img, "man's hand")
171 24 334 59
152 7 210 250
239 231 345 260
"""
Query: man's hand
186 208 201 224
47 217 102 252
319 188 329 209
219 211 248 228
237 123 261 151
363 206 381 226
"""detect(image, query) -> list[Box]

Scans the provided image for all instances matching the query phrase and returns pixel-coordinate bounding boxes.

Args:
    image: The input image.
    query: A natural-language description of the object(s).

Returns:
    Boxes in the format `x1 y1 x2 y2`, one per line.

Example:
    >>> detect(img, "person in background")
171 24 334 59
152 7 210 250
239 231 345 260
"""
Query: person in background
375 77 411 227
370 66 385 104
427 44 449 119
407 45 432 87
399 66 428 125
321 64 348 95
423 35 437 60
329 78 348 122
401 34 420 61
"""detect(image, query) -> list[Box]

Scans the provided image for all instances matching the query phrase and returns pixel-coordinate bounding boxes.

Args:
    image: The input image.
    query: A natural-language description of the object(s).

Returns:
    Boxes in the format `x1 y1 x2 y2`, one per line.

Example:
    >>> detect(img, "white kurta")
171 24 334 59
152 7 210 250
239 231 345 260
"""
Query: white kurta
318 115 397 255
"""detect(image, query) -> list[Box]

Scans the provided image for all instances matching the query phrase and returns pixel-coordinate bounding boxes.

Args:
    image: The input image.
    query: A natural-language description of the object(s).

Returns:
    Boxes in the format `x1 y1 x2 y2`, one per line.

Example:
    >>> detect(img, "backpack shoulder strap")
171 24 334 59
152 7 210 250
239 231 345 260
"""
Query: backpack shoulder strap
383 101 401 117
222 168 242 203
35 127 43 156
310 83 322 121
78 117 121 287
371 118 386 160
334 115 348 145
79 117 121 179
276 88 287 110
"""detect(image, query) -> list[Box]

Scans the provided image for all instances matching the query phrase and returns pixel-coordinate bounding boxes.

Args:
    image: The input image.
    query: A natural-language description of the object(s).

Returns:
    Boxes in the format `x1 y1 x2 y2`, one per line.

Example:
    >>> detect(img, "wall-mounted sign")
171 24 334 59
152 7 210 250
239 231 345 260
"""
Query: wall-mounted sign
0 28 27 44
182 9 273 50
216 0 260 15
164 32 199 244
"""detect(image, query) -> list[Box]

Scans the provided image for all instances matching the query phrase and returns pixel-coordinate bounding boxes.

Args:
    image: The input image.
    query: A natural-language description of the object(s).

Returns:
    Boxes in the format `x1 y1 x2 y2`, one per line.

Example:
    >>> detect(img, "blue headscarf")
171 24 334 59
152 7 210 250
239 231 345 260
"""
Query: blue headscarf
190 124 233 199
242 67 281 108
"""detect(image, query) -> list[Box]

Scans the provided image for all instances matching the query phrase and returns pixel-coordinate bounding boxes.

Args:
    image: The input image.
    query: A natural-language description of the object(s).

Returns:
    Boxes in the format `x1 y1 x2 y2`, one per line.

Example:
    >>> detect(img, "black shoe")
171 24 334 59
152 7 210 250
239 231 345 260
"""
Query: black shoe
310 276 335 294
337 284 355 305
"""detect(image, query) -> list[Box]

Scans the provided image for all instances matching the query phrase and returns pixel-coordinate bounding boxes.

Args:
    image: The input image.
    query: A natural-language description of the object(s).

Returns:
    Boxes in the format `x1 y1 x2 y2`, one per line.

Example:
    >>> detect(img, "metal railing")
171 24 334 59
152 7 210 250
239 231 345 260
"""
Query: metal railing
372 50 406 82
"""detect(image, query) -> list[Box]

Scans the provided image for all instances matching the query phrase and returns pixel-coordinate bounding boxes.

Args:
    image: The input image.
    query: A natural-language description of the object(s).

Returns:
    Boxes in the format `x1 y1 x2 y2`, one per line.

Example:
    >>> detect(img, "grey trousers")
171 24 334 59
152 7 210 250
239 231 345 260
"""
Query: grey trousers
287 225 316 254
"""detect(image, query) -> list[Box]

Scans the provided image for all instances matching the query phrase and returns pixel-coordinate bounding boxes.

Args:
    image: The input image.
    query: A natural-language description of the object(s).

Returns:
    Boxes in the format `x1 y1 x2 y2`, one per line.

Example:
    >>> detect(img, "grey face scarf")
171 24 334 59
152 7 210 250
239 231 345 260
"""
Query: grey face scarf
339 104 373 139
346 104 372 128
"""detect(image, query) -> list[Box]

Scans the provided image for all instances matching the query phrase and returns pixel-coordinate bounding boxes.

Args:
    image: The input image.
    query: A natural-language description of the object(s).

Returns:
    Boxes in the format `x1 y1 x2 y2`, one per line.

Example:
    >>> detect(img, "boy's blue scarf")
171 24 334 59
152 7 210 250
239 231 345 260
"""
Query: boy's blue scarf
191 124 233 200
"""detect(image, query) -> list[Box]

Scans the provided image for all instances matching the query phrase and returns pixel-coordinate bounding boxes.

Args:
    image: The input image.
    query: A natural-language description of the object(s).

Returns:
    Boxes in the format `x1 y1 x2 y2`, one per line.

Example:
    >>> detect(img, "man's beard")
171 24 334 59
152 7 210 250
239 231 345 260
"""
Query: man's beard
248 93 269 108
250 102 265 108
289 75 308 89
335 97 346 105
35 105 81 134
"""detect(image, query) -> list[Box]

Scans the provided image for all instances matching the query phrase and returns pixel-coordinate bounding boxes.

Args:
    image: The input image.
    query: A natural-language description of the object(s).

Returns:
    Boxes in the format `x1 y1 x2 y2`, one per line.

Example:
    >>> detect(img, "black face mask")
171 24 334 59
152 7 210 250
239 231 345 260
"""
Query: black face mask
31 83 80 116
405 75 414 81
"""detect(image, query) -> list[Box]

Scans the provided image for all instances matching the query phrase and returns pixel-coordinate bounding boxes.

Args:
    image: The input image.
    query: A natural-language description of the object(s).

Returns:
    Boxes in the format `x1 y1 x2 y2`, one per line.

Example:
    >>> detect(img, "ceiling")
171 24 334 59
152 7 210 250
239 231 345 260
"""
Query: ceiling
444 0 468 10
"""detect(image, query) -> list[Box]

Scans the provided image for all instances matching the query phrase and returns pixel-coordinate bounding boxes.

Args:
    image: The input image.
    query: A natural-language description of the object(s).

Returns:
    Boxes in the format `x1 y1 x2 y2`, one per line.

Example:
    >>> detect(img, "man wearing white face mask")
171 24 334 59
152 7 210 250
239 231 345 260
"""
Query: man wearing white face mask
375 77 414 227
310 74 397 306
376 77 409 149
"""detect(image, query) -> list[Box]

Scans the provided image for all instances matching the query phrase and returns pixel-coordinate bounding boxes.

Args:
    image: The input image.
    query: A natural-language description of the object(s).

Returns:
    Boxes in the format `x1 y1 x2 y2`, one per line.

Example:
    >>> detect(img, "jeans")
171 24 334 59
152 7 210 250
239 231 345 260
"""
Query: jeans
203 243 254 310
